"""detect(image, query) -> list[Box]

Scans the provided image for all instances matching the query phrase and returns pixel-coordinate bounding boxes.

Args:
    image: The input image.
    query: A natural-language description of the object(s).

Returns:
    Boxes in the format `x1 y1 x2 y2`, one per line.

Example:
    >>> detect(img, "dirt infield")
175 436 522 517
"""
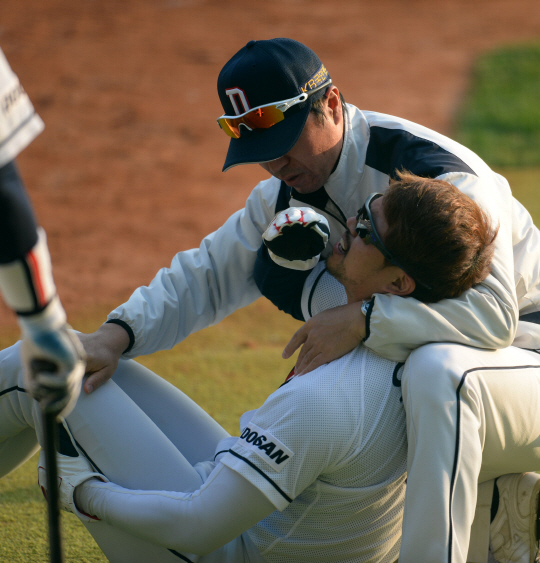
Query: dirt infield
2 0 540 329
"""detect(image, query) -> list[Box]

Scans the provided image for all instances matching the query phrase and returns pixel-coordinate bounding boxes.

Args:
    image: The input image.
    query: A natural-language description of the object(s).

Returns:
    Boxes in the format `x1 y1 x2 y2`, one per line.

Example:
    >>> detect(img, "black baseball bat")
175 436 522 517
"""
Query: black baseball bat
41 408 64 563
33 359 65 563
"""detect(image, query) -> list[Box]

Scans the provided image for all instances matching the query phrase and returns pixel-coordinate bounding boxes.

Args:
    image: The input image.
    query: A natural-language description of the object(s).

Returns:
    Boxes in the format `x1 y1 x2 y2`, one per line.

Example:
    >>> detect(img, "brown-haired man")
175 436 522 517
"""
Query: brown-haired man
325 171 498 304
379 171 497 302
257 172 540 563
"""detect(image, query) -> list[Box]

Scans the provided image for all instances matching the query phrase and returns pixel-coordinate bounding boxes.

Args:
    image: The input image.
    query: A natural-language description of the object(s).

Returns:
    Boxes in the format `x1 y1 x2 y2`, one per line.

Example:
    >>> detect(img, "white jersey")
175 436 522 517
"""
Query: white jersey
220 346 407 563
0 48 44 167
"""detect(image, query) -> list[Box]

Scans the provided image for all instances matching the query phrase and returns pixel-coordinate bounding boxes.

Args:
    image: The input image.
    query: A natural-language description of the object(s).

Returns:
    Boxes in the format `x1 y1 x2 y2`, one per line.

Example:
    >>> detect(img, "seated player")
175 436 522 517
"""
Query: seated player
257 171 540 563
27 173 539 563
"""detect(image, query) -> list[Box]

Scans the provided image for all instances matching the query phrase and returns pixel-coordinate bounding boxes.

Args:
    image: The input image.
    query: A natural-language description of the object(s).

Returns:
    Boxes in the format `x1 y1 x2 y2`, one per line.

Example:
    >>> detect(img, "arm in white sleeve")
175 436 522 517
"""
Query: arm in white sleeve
0 48 44 168
363 171 519 361
107 178 281 358
77 463 275 555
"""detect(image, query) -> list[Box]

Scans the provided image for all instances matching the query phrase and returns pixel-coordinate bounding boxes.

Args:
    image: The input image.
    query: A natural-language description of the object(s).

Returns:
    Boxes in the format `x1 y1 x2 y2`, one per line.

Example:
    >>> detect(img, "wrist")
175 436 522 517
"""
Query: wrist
17 295 67 334
359 297 374 341
74 479 102 521
354 301 367 341
105 319 134 354
99 322 131 356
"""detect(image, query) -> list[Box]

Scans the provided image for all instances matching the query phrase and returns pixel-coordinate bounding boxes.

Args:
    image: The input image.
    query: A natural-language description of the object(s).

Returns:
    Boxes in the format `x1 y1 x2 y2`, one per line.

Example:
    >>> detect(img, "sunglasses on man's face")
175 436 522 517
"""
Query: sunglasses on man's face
355 193 401 266
356 193 432 290
216 80 332 139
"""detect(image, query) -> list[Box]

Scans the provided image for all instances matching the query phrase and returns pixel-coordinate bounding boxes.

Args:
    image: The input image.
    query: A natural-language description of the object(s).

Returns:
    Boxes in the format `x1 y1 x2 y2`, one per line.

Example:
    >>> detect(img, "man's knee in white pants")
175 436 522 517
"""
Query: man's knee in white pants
0 342 42 477
402 342 476 402
402 343 473 444
0 342 41 433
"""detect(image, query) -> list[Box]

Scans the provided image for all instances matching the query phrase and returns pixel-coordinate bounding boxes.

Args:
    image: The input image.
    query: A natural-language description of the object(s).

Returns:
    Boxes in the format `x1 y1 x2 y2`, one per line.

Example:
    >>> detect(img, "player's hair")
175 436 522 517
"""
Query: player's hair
311 91 347 125
382 171 498 303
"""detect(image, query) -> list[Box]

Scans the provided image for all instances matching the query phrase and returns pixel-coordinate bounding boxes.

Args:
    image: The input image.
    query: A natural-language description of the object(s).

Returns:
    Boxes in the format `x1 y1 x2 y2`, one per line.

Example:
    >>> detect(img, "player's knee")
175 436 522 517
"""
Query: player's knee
0 341 24 390
403 343 466 404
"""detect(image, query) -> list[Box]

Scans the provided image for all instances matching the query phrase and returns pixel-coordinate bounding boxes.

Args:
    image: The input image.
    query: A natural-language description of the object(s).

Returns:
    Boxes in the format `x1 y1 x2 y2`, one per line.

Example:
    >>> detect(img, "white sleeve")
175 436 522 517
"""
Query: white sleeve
364 171 519 361
0 49 44 167
107 178 281 358
220 374 352 510
78 463 274 556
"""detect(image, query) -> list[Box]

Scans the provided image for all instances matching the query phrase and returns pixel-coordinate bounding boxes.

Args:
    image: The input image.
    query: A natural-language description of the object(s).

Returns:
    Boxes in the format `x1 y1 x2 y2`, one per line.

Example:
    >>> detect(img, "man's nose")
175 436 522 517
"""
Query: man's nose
346 217 358 236
264 155 289 176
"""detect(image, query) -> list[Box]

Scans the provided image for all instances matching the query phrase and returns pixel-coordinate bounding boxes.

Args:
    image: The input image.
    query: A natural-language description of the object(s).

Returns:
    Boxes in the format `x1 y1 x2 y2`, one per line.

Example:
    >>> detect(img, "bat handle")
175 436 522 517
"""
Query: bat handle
42 407 64 563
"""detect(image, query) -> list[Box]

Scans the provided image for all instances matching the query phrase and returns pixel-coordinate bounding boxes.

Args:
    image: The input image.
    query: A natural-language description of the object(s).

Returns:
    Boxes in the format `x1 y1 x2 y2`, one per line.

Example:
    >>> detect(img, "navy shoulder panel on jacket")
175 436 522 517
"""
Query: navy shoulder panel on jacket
365 126 477 180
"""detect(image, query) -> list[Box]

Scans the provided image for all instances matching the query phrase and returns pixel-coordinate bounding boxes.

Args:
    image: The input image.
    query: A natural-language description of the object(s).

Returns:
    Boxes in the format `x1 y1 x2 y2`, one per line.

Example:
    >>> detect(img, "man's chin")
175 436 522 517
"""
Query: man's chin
325 257 341 281
284 176 321 193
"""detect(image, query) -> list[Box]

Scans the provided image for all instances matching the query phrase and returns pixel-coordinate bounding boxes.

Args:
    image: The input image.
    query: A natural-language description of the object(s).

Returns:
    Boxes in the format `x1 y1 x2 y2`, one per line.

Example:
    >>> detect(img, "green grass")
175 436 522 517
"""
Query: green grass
455 42 540 167
0 299 302 561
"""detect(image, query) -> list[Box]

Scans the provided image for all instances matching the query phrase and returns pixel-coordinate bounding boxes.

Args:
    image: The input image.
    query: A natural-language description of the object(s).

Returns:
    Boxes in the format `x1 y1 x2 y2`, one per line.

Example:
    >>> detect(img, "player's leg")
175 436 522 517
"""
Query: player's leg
0 341 222 490
65 371 208 492
64 359 253 563
0 341 41 478
0 342 249 562
110 359 230 466
399 344 540 563
66 361 258 563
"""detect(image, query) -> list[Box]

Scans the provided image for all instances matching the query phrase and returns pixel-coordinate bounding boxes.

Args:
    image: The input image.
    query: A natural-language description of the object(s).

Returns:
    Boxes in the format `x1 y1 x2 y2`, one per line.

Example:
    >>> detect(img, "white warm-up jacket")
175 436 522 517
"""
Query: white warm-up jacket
108 105 540 362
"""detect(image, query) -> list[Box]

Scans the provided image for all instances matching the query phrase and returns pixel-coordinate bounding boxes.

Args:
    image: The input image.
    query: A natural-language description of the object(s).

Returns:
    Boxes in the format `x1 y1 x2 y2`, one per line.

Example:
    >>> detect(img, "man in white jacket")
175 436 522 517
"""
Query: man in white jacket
75 38 540 562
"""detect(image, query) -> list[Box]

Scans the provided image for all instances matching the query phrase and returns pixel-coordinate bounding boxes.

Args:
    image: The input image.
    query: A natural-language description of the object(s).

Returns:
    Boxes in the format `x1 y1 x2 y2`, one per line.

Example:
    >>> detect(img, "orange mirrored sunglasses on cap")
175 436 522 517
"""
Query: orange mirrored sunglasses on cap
217 80 332 139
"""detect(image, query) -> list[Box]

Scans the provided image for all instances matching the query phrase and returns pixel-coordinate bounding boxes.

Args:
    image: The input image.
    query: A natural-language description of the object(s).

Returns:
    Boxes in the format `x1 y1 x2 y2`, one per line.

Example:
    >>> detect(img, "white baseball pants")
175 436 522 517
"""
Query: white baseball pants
0 341 259 563
399 343 540 563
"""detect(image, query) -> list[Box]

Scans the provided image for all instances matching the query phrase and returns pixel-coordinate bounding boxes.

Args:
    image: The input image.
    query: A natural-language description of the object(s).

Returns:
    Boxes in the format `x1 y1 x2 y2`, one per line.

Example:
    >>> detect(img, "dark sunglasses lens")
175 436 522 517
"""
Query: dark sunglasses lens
357 204 367 221
356 225 370 240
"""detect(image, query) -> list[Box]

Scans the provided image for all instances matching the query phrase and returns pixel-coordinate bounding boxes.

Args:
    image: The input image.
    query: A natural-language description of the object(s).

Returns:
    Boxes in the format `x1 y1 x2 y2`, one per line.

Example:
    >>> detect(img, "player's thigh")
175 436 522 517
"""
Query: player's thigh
401 343 533 412
401 342 477 425
0 342 41 444
471 347 540 480
112 359 229 465
403 343 540 479
66 377 204 493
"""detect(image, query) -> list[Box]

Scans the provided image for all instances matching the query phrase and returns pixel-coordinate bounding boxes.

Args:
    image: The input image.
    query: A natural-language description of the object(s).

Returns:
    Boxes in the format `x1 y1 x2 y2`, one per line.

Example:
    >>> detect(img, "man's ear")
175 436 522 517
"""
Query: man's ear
325 86 342 125
383 270 416 297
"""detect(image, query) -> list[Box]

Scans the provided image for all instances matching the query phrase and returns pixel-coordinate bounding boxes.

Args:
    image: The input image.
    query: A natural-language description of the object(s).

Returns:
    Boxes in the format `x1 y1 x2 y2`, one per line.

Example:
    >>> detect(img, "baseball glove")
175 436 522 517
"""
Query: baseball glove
263 207 330 270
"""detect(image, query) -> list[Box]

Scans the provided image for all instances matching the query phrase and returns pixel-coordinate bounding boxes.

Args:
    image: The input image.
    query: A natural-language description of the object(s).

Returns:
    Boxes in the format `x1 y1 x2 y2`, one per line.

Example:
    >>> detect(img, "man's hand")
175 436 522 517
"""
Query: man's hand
282 302 366 375
19 296 86 417
78 323 131 394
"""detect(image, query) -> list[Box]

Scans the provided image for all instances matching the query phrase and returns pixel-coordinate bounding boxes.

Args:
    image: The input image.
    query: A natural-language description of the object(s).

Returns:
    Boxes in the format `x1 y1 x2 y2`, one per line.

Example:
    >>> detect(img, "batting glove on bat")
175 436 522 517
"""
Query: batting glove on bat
263 207 330 271
38 420 108 522
19 295 86 417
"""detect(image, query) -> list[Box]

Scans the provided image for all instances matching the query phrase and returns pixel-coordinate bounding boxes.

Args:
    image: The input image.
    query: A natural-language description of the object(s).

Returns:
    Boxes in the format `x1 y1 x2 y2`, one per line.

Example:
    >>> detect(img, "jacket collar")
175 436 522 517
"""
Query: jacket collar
323 104 370 214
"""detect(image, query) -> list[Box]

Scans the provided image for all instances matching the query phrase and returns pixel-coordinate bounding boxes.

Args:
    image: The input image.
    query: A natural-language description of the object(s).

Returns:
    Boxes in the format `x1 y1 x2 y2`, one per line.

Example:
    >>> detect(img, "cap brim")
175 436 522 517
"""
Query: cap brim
222 103 311 172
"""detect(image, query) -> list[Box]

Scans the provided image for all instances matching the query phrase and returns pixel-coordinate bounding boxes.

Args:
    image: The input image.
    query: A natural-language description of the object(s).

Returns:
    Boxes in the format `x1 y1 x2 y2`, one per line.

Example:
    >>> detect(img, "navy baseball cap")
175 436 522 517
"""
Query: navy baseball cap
217 38 331 172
